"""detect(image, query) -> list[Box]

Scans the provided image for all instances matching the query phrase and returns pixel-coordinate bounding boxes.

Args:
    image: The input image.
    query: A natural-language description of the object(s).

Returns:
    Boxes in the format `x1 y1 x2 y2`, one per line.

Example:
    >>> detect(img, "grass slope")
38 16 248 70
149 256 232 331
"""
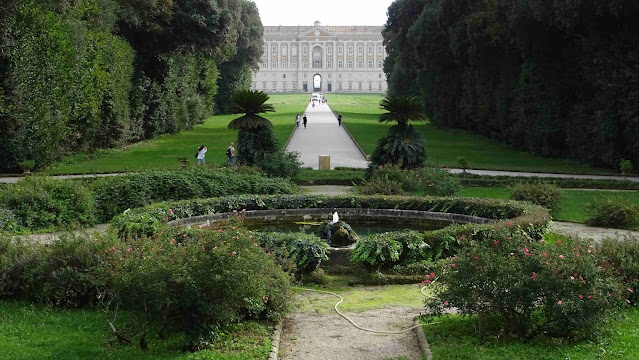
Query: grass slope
0 301 272 360
46 94 310 174
422 309 639 359
326 93 610 174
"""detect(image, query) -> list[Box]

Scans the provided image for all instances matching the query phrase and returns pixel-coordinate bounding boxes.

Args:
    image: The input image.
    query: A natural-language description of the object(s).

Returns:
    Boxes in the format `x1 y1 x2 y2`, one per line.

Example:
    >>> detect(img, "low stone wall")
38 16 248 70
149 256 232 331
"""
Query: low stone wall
169 207 495 228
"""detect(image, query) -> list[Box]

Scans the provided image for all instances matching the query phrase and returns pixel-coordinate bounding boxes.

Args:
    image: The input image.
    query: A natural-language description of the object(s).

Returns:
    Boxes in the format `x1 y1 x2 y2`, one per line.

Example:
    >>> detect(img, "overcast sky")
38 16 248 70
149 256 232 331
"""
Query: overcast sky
250 0 395 26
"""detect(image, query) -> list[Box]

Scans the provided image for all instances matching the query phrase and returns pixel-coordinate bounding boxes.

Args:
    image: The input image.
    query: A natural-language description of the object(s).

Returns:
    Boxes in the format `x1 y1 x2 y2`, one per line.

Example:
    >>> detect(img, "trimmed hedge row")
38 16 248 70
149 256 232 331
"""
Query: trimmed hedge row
459 174 639 190
0 169 298 234
110 194 550 239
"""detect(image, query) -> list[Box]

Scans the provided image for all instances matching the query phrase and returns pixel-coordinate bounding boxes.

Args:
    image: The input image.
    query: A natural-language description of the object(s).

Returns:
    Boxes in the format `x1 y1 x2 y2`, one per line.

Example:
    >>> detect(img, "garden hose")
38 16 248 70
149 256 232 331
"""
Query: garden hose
302 286 430 334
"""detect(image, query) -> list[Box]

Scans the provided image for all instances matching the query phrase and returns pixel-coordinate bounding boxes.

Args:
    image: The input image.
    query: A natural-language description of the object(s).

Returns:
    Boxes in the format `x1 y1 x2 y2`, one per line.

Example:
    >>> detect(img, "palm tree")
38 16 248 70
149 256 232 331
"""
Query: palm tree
227 90 275 129
372 95 428 168
227 90 278 165
378 95 426 130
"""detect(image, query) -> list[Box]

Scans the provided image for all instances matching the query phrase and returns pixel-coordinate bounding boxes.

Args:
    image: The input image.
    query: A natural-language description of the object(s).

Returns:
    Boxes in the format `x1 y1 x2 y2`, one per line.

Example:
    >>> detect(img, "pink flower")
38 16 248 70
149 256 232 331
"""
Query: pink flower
232 251 237 255
213 246 217 249
524 247 529 253
627 299 631 304
232 226 236 230
451 264 456 268
218 229 222 233
517 246 521 250
443 301 449 306
579 294 583 299
559 255 565 259
557 239 562 244
545 261 549 265
542 252 547 257
588 295 592 299
165 217 169 221
580 275 585 284
171 238 176 243
126 248 132 252
628 288 634 293
169 209 174 214
510 252 515 256
507 222 512 226
233 210 237 213
226 253 230 256
531 272 536 279
254 243 258 247
424 280 431 284
557 300 562 305
119 257 124 261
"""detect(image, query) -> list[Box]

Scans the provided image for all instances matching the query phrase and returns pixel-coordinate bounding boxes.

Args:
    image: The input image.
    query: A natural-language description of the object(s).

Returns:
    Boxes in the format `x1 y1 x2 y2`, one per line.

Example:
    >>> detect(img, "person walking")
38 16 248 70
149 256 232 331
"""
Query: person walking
337 114 342 126
303 114 308 128
196 145 207 165
296 114 301 128
226 142 236 165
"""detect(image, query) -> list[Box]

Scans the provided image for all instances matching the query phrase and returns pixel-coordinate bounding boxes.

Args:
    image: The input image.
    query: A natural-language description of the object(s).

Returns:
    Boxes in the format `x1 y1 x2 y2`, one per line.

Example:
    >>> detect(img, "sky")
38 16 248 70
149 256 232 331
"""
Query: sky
250 0 395 26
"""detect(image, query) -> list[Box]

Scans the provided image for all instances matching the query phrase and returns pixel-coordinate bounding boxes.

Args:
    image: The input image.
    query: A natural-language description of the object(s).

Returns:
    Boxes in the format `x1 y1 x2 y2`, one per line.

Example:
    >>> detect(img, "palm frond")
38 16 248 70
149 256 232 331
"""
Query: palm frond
228 115 273 129
378 95 427 125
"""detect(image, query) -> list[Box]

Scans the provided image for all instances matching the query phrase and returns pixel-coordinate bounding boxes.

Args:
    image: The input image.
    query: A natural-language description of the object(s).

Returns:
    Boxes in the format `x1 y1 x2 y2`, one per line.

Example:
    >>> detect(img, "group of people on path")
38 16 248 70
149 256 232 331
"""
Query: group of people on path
295 114 308 128
195 142 235 166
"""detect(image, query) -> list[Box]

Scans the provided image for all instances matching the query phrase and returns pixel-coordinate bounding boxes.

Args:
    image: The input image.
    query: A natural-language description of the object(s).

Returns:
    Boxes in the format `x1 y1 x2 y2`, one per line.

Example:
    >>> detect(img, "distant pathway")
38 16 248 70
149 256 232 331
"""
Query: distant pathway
285 98 368 169
447 168 639 182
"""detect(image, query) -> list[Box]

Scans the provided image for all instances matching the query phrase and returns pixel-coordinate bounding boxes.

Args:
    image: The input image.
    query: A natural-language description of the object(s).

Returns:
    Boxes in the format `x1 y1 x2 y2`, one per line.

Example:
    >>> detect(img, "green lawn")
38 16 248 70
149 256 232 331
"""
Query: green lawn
458 187 639 226
45 94 310 174
0 301 272 360
422 309 639 359
326 93 610 174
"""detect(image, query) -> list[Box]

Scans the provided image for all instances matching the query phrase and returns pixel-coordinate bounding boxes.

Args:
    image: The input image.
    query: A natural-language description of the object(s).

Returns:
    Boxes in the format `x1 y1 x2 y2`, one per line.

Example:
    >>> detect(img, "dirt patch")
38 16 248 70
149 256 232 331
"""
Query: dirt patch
280 292 422 360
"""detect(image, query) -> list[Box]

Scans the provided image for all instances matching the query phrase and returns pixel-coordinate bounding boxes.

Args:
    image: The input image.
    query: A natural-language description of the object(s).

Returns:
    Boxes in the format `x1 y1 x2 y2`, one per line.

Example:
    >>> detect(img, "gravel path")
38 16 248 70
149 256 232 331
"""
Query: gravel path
552 221 639 242
280 294 422 360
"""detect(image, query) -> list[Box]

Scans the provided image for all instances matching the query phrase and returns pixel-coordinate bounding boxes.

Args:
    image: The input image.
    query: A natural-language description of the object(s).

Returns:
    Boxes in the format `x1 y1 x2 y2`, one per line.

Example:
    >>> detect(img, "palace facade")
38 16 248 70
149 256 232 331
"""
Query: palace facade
251 21 387 93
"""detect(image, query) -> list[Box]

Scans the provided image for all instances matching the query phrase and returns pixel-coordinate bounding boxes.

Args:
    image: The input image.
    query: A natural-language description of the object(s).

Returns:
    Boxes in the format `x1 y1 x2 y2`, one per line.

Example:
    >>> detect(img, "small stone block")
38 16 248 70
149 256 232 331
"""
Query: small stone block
319 155 330 170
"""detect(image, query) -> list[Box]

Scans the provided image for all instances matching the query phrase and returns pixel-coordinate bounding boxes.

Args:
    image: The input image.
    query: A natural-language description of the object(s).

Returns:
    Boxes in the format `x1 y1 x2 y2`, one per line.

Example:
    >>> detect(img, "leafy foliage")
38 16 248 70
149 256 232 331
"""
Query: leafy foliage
509 182 563 212
586 198 639 229
253 151 302 179
228 90 275 130
358 164 461 196
236 126 279 166
256 232 328 274
425 230 624 340
384 0 639 171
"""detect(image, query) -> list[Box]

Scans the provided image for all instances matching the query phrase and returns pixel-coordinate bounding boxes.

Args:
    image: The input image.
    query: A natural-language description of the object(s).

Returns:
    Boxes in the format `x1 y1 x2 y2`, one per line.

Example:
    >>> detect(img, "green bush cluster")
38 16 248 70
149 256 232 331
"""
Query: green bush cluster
0 169 297 234
255 232 328 274
425 230 623 340
0 176 95 231
0 227 291 351
91 168 297 222
599 237 639 305
358 165 461 196
509 182 563 212
586 199 639 229
253 151 303 179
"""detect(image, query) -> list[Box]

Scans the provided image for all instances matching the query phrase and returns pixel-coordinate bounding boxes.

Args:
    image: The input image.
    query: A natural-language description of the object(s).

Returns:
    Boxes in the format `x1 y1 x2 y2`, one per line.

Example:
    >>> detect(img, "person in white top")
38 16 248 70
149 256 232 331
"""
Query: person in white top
295 114 301 128
196 145 207 165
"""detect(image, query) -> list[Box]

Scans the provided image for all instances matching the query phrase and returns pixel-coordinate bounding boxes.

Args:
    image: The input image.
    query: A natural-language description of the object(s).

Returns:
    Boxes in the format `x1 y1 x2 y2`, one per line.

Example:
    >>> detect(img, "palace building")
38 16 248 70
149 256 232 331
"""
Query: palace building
251 21 387 93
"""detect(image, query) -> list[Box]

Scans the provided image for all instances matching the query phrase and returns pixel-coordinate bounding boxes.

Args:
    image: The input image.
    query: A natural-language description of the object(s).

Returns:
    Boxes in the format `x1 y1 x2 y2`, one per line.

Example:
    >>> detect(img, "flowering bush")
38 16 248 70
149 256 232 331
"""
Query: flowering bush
107 227 290 350
598 236 639 305
425 230 623 339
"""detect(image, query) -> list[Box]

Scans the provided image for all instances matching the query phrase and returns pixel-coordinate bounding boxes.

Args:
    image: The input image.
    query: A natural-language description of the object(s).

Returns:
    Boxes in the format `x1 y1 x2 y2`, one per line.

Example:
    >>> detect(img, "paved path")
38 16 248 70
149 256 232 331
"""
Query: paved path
285 99 368 169
447 168 639 182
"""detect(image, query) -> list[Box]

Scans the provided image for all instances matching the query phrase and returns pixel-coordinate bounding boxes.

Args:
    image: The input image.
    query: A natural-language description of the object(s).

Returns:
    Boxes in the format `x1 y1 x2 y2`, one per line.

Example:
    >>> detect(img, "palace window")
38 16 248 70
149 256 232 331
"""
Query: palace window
338 60 343 68
262 46 266 55
327 60 332 68
272 46 277 55
282 60 287 68
368 46 372 55
338 46 343 55
348 60 353 68
368 60 373 68
358 46 363 54
272 60 277 68
292 60 297 67
358 60 363 68
303 46 308 55
327 47 332 55
377 45 383 53
348 46 353 55
378 61 383 68
292 46 297 55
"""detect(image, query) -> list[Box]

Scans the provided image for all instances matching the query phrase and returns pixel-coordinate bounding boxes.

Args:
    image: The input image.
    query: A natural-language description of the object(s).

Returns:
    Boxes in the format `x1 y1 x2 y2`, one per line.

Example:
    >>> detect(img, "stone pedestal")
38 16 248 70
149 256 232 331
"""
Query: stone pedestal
319 155 330 170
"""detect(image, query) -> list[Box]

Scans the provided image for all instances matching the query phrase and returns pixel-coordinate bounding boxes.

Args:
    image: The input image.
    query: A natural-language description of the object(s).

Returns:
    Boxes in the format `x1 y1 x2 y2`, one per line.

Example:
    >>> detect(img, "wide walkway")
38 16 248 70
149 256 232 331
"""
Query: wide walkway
285 99 368 169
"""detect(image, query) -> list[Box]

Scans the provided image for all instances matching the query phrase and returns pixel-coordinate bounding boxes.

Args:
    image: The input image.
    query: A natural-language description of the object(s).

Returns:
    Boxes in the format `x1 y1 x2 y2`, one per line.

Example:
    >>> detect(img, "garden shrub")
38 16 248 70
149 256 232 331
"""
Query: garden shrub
509 182 562 212
256 232 328 274
349 234 402 270
91 168 297 222
359 165 461 196
598 236 639 305
0 176 95 230
586 198 639 228
0 234 116 308
370 125 426 169
107 227 290 350
236 127 279 166
254 151 302 179
425 230 623 340
0 208 23 233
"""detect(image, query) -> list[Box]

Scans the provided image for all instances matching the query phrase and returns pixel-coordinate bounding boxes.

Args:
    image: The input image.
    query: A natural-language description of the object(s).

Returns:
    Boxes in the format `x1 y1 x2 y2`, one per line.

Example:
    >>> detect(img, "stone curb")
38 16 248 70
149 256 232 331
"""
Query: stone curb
269 318 283 360
283 124 298 151
413 316 433 360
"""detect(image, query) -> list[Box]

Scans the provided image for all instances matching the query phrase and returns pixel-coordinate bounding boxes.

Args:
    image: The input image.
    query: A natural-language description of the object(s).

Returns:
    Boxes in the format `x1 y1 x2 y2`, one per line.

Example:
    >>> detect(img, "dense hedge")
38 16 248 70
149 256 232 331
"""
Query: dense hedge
384 0 639 171
458 174 639 190
0 169 297 233
109 194 550 239
0 0 263 172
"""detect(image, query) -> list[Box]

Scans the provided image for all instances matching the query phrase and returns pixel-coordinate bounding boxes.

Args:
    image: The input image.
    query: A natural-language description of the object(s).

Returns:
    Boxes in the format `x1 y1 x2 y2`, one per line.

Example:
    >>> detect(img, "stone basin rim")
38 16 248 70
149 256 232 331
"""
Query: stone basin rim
168 208 495 228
